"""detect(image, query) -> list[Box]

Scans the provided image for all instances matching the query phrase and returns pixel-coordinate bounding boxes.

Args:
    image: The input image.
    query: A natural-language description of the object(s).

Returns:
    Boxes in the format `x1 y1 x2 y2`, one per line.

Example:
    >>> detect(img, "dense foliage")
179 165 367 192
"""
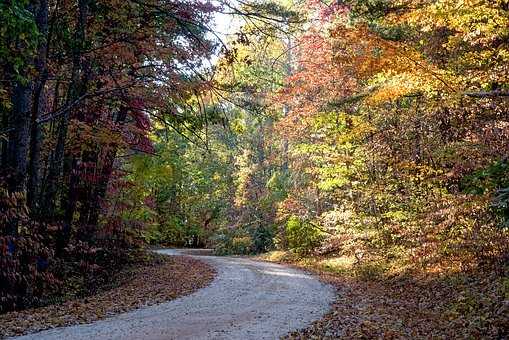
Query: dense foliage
77 0 509 273
0 0 217 312
1 1 508 334
273 0 509 274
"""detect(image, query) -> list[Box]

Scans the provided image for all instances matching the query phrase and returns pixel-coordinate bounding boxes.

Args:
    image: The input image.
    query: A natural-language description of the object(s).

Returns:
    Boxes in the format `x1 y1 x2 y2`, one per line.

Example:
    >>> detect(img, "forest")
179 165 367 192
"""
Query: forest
1 0 508 338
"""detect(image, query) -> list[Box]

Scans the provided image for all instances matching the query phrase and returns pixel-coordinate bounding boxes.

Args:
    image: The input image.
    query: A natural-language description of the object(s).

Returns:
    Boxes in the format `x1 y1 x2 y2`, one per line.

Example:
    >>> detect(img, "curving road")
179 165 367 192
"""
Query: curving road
13 249 335 340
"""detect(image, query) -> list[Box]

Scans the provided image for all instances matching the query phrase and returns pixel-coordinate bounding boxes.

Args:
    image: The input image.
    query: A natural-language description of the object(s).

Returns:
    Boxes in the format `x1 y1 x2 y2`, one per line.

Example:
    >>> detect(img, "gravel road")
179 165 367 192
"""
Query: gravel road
13 249 335 340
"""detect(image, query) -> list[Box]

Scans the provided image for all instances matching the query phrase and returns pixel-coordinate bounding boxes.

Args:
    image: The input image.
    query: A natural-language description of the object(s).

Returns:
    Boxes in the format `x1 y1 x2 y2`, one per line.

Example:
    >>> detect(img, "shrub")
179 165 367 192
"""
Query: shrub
142 216 205 247
212 228 255 255
212 223 277 255
251 224 276 253
285 216 324 255
231 236 253 254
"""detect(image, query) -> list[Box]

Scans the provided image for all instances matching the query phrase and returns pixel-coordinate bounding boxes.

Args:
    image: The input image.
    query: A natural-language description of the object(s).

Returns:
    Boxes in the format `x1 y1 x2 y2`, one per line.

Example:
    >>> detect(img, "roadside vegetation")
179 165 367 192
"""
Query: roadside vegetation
1 0 508 338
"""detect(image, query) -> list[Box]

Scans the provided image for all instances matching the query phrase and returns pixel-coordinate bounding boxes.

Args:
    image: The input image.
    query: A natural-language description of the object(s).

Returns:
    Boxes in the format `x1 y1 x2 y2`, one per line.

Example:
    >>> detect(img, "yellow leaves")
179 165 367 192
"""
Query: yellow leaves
497 48 509 62
397 162 444 181
328 19 464 104
336 118 375 144
382 210 410 222
394 0 509 47
230 118 246 134
367 73 417 104
365 71 440 105
345 1 508 100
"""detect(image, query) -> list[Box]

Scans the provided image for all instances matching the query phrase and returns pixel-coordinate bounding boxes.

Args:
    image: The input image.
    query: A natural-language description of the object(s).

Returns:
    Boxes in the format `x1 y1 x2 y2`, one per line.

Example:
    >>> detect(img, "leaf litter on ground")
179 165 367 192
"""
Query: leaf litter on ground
0 254 215 338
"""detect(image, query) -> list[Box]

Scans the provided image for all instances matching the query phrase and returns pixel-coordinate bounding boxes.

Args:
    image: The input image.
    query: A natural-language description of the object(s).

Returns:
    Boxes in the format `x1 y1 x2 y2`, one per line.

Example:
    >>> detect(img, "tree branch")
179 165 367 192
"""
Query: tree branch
464 90 509 98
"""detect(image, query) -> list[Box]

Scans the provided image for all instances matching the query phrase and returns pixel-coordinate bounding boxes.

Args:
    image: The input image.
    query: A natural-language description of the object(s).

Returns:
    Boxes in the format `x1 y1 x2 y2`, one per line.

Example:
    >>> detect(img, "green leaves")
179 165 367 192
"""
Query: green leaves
492 187 509 228
0 0 39 80
461 160 509 195
285 216 324 255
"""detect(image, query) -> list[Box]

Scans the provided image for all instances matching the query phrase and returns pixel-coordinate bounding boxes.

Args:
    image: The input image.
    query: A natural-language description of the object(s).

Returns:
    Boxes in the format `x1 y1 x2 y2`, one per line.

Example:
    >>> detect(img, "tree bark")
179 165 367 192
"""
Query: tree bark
7 82 32 194
45 0 89 222
27 0 49 213
86 106 128 227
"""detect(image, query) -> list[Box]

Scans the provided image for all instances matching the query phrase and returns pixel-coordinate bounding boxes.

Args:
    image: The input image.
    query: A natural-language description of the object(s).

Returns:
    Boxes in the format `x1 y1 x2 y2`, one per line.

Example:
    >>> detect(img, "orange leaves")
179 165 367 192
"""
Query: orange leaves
330 24 395 79
273 0 509 276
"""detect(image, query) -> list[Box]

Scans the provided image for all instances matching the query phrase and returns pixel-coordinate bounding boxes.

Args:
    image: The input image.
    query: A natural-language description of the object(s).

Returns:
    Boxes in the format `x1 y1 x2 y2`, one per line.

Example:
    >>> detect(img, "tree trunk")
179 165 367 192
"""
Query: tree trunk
7 82 32 194
27 0 49 213
1 107 9 171
281 30 292 172
57 157 79 253
45 0 89 222
86 107 128 227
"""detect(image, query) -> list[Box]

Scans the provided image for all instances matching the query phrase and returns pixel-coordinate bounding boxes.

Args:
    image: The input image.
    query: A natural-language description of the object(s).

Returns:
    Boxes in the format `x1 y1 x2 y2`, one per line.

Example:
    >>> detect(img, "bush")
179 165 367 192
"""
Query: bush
142 217 205 247
251 224 276 253
212 228 254 255
231 236 253 254
285 216 324 255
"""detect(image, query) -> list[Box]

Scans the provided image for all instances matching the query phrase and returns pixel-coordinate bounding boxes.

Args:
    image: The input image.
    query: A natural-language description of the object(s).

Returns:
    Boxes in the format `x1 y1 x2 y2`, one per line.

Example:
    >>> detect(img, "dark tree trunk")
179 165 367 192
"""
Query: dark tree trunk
43 0 89 253
86 107 128 227
27 0 49 213
57 157 79 253
27 106 43 212
3 0 51 196
7 82 32 194
86 150 115 227
0 109 8 170
39 82 61 219
4 78 32 236
45 0 89 223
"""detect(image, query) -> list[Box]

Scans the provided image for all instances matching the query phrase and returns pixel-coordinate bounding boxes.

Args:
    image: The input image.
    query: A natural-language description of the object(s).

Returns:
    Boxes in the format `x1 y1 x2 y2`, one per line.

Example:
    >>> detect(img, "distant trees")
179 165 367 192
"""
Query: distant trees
0 0 300 312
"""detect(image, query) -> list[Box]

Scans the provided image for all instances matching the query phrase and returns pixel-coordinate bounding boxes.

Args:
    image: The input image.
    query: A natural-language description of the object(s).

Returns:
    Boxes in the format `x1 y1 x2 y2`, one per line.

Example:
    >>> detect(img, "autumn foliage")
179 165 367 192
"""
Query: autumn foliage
1 0 508 336
274 0 509 273
0 0 216 312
